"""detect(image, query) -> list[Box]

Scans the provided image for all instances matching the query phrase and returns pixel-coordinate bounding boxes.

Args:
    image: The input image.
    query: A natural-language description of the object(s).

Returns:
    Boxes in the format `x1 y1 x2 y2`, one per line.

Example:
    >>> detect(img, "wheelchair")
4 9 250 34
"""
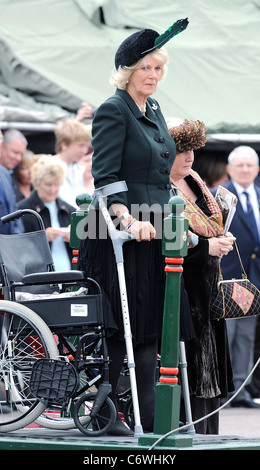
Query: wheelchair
0 209 117 435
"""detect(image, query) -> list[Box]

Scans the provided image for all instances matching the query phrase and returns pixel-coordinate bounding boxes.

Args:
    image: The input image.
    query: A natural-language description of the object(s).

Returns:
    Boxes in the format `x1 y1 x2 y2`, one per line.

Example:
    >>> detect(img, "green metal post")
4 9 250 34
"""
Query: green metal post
139 195 193 448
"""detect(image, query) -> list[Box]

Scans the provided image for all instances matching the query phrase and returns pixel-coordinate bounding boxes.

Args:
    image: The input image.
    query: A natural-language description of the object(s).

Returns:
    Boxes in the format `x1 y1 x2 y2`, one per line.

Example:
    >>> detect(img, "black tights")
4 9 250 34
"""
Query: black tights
107 337 158 432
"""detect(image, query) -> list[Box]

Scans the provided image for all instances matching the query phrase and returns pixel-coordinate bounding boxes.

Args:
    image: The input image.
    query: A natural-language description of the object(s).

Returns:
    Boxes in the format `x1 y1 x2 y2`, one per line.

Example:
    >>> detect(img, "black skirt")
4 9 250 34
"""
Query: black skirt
78 210 194 346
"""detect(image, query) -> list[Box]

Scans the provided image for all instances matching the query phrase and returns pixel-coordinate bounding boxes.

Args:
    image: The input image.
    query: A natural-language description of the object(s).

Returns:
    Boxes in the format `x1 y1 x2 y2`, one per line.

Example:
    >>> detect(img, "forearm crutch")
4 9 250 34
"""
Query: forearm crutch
94 181 143 437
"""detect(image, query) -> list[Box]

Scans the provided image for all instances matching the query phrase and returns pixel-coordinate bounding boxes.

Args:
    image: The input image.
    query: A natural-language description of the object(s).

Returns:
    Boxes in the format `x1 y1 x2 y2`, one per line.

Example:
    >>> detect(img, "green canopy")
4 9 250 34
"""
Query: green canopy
0 0 259 134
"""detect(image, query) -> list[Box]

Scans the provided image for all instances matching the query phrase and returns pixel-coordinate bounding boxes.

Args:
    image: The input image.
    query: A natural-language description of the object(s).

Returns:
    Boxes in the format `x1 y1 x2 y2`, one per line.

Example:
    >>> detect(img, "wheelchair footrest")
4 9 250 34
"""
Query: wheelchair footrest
29 359 79 406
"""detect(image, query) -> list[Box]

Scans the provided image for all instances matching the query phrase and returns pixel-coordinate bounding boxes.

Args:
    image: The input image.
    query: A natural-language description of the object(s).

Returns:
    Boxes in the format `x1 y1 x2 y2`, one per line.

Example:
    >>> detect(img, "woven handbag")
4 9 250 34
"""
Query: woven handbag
210 243 260 320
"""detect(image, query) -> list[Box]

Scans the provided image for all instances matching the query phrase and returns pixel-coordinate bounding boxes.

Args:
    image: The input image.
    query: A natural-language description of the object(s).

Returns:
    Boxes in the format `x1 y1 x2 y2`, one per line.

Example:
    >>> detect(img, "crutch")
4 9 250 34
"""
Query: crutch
94 181 143 437
179 341 195 434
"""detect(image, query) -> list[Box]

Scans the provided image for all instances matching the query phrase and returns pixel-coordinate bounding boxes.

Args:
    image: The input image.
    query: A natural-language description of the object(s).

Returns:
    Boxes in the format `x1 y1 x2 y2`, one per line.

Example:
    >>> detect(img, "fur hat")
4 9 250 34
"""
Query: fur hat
169 119 208 153
115 18 188 69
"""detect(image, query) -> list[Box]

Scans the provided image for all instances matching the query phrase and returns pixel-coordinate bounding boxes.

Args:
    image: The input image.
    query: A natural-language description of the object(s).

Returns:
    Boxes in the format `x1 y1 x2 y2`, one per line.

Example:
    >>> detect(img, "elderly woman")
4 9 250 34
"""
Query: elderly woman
78 20 188 435
169 120 235 434
18 155 76 271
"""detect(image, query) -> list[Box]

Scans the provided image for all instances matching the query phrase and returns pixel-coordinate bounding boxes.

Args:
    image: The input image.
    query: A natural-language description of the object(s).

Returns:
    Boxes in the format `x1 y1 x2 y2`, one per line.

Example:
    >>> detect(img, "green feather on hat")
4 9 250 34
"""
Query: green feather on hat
142 18 189 55
115 18 189 69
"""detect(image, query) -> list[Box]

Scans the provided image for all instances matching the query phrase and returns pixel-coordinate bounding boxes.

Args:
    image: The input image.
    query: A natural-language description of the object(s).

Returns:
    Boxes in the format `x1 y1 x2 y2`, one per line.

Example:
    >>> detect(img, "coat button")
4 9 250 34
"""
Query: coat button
160 151 170 159
159 168 171 175
154 136 165 143
251 253 256 259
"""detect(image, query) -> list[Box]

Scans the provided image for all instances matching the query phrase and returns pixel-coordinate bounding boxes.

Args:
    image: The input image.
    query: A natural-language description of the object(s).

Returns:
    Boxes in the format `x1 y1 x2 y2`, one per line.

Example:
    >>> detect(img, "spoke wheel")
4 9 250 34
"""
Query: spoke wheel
0 301 59 432
73 392 116 436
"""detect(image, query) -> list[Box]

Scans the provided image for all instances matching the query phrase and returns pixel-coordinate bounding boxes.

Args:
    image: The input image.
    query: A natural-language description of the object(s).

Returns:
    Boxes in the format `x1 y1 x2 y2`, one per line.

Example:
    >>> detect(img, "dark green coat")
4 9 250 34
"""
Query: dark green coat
91 88 176 213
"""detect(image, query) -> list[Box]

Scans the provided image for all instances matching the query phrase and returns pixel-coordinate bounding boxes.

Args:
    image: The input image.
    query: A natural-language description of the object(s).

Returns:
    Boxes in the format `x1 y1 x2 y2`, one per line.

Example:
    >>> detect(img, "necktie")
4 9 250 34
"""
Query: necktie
242 191 259 248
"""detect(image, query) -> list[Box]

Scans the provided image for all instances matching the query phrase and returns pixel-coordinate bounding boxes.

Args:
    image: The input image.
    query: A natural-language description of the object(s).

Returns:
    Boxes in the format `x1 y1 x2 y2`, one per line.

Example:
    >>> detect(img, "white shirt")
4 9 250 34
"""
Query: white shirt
58 161 85 207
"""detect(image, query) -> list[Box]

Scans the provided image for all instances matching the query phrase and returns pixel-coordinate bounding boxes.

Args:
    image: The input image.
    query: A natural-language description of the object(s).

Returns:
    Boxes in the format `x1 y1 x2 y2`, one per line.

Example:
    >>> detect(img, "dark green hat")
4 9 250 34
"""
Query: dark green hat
115 18 188 70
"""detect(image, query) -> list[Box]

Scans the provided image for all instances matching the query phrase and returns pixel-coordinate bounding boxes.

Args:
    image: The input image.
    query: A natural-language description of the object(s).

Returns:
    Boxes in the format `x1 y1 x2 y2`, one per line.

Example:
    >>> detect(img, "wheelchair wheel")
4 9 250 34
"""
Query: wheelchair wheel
0 300 59 432
73 392 116 436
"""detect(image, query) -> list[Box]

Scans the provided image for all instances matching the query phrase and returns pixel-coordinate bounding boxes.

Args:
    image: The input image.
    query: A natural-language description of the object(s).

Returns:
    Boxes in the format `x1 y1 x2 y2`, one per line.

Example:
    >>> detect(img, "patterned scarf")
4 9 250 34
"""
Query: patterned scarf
172 170 224 238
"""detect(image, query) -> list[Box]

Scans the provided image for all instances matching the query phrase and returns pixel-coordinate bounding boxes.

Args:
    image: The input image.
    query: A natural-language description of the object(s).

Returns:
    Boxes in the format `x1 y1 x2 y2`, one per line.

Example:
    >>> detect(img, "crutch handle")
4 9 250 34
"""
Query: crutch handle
94 181 128 198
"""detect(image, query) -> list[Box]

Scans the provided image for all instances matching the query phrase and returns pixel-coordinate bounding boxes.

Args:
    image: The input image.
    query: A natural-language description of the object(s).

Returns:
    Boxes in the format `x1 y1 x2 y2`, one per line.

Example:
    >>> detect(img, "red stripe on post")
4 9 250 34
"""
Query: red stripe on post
159 367 179 384
165 257 184 264
160 367 179 375
165 266 183 272
159 377 178 384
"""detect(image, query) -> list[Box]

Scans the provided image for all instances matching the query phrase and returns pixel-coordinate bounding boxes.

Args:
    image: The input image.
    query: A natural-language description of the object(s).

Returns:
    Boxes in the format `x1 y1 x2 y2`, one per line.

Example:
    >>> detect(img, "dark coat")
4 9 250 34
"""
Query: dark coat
79 89 176 345
91 88 176 212
219 180 260 289
181 176 234 399
0 164 24 234
18 190 76 267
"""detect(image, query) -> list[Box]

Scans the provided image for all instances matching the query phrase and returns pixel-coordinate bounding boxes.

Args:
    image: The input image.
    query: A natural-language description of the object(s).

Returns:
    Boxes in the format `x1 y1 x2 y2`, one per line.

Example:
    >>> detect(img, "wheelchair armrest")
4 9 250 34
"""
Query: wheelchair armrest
22 270 86 285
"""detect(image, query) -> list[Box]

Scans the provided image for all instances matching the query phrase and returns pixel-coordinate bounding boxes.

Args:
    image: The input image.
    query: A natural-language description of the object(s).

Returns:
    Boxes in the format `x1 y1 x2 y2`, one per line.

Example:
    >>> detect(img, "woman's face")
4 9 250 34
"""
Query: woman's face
171 150 194 180
36 177 60 203
127 55 163 101
17 163 33 185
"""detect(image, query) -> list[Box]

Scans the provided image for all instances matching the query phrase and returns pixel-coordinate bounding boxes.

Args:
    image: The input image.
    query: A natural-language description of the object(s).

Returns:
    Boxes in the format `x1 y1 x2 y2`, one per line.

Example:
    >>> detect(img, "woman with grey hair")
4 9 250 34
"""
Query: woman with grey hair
18 155 76 270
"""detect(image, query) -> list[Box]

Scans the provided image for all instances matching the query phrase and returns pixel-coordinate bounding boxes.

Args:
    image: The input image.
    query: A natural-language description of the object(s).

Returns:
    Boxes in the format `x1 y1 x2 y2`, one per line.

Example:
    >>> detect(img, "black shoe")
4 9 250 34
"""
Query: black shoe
107 419 134 436
231 399 260 408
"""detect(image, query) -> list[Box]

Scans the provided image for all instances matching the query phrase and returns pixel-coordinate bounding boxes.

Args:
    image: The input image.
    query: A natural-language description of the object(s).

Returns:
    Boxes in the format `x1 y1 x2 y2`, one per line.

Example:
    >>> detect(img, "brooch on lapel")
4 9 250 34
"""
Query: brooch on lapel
151 103 158 110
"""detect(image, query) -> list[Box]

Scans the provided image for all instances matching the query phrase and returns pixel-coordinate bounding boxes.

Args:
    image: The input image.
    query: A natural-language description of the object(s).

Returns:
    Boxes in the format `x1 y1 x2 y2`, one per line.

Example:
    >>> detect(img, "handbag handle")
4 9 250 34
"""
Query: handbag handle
234 241 247 279
218 241 247 281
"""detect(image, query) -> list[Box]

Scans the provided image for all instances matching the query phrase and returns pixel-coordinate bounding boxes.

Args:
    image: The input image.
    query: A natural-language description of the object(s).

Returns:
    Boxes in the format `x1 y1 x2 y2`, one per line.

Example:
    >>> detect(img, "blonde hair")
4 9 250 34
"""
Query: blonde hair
32 155 65 188
55 119 92 153
14 150 35 172
109 48 168 89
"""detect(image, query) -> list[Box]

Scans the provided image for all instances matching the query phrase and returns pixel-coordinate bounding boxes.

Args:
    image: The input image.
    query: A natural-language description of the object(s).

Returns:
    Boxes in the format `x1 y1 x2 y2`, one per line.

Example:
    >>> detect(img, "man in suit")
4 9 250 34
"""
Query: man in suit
220 145 260 408
0 129 26 233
